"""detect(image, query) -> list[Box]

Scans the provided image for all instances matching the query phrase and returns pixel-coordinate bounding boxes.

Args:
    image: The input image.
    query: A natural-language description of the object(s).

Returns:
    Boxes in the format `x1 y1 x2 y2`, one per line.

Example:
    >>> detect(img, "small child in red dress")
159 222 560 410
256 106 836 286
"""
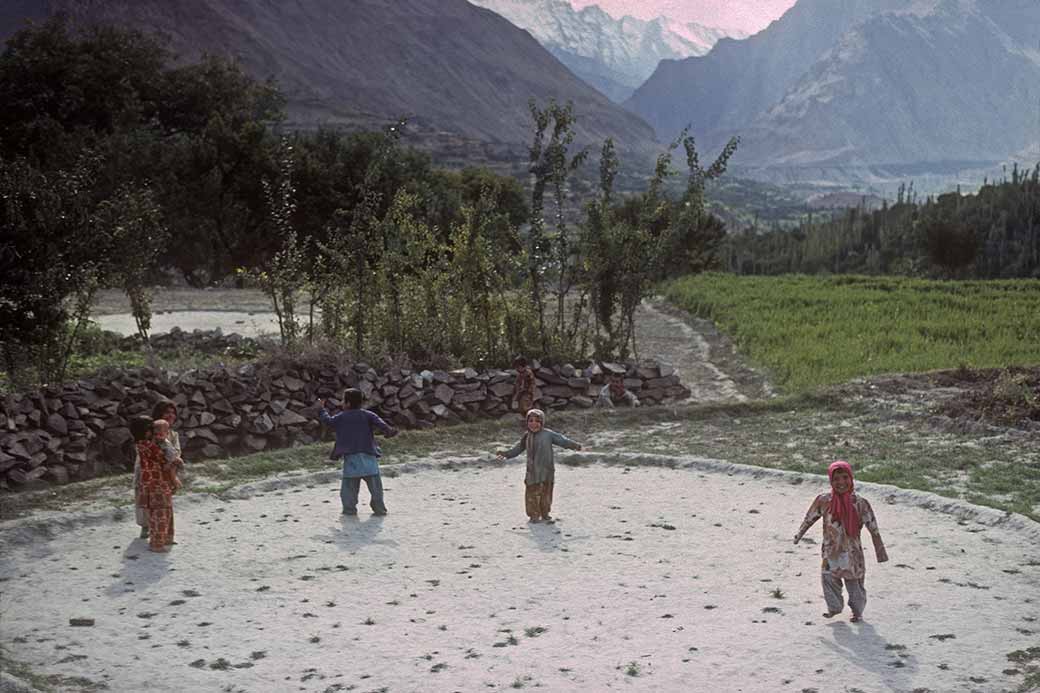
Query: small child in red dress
131 416 176 553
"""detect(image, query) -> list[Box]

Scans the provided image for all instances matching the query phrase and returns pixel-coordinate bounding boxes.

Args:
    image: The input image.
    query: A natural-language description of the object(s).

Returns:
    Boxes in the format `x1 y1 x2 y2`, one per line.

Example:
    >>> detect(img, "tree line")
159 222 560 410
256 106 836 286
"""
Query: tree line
722 169 1040 279
0 17 736 387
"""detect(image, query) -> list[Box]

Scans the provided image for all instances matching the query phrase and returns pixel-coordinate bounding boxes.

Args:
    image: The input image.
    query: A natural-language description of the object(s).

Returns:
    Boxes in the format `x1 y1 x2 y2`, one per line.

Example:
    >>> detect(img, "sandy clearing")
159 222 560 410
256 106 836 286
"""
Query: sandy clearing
94 311 283 339
1 456 1037 693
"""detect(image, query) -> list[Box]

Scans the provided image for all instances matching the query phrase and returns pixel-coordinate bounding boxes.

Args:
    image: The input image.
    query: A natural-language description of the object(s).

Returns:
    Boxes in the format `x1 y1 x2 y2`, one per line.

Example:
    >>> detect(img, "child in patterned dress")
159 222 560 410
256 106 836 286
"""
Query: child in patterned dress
794 460 889 622
153 419 183 492
131 416 176 552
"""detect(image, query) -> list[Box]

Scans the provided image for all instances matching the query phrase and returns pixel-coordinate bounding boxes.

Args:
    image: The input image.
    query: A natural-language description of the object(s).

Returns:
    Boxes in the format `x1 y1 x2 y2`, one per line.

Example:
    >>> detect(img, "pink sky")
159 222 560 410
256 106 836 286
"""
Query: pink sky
569 0 798 34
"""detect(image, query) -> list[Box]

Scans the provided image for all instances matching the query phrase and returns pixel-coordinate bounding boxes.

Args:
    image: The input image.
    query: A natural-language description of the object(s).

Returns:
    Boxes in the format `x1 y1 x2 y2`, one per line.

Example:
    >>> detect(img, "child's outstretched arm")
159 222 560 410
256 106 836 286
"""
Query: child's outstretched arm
317 400 338 426
366 410 399 438
549 431 582 451
496 438 526 460
793 495 825 544
859 498 889 563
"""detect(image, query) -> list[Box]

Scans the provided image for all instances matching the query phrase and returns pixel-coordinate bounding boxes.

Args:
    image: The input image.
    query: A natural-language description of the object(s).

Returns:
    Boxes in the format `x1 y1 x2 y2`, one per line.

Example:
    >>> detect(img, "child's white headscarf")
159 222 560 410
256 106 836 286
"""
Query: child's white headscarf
524 409 546 450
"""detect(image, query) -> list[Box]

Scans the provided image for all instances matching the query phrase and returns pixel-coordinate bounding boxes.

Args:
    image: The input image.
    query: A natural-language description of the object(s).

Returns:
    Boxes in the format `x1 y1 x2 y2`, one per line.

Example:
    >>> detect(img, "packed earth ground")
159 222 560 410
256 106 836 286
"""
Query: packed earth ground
1 289 1038 693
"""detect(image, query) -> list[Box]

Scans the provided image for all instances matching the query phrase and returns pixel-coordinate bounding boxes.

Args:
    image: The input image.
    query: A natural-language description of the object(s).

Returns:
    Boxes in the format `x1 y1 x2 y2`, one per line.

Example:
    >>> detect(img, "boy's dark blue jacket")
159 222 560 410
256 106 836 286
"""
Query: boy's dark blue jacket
319 407 397 458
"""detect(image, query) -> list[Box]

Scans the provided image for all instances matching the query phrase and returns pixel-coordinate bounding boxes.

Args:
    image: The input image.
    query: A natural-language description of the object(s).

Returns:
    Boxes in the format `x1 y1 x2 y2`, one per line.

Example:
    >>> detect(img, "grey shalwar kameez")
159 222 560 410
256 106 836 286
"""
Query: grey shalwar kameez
502 426 581 520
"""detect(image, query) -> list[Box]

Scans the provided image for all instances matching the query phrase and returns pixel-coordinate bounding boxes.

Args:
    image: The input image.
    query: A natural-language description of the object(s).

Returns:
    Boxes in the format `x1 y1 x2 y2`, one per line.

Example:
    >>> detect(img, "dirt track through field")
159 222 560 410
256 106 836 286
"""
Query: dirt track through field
634 299 773 403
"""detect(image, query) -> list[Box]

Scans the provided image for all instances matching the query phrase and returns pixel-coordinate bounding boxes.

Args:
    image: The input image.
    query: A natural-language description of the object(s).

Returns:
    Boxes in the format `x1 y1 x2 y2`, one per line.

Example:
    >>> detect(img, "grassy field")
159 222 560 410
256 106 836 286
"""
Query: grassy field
664 273 1040 392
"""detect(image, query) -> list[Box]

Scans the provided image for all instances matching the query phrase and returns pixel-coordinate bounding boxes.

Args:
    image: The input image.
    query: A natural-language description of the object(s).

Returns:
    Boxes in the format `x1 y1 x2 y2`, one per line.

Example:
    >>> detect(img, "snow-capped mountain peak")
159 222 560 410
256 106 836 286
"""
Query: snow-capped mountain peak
468 0 745 101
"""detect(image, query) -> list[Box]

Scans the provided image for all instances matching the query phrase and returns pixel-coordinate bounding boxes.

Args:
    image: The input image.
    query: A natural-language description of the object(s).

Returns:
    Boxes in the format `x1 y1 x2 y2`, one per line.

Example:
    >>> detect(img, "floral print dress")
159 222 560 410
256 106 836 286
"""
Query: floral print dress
136 440 175 550
796 493 888 579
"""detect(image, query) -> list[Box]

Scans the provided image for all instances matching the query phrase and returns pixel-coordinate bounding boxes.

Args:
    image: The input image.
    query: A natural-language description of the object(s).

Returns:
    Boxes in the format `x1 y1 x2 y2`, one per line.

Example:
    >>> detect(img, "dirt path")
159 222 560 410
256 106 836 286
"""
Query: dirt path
634 298 774 403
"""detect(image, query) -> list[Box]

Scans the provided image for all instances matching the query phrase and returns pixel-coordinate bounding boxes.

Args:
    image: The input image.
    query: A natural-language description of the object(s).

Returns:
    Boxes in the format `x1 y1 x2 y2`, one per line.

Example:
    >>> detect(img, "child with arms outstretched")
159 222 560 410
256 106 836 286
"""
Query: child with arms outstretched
319 388 398 516
794 460 888 622
496 408 582 524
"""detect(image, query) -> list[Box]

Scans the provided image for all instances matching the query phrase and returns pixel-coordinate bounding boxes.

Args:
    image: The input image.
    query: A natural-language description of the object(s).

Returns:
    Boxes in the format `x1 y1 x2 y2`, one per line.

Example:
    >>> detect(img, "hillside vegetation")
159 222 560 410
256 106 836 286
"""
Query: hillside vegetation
723 172 1040 279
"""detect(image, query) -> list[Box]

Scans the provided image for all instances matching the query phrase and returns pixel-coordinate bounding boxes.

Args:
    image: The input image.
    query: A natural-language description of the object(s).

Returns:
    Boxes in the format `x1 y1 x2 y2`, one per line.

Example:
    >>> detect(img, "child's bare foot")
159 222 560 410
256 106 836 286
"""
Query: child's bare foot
149 546 169 553
850 614 863 623
822 611 840 618
527 518 541 524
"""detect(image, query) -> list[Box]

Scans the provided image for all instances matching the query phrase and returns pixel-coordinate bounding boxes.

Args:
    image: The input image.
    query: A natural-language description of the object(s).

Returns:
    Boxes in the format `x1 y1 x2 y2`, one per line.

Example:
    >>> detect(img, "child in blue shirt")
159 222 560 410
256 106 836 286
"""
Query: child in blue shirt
318 388 398 516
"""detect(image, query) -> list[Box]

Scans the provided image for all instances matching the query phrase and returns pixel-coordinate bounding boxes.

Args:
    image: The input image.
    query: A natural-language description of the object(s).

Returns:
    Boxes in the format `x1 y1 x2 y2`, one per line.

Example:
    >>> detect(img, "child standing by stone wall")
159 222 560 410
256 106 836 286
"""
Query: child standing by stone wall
132 416 176 553
319 388 398 517
511 356 536 420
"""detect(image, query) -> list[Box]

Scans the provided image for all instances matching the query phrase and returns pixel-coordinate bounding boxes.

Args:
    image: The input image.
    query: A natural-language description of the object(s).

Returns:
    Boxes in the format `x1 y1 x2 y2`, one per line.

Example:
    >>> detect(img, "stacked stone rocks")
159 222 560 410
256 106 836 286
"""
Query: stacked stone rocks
116 326 262 354
0 357 688 490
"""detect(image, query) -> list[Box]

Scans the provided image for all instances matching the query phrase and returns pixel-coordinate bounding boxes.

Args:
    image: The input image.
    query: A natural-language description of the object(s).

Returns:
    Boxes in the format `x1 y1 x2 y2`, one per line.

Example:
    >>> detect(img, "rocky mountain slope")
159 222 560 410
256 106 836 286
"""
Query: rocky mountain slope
468 0 742 101
736 0 1040 168
0 0 658 155
625 0 1040 185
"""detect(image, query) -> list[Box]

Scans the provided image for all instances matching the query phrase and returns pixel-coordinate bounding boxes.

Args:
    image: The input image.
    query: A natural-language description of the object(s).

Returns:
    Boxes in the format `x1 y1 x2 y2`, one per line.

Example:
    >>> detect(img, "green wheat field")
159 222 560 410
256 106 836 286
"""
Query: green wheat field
664 273 1040 391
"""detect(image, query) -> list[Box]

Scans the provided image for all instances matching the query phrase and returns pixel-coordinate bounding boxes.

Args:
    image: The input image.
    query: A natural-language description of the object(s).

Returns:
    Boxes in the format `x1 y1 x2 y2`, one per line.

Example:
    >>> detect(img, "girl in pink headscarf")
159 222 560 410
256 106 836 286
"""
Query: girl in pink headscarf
794 460 889 622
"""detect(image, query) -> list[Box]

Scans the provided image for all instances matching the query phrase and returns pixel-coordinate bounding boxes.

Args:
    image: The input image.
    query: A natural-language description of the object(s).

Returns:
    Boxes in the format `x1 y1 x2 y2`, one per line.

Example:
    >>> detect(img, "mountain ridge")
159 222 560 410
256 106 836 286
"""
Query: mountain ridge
0 0 659 156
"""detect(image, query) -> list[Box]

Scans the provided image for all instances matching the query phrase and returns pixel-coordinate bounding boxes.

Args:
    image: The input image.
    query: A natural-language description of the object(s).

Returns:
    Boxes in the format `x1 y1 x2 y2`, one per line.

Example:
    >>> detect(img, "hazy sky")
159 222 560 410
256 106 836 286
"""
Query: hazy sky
569 0 798 34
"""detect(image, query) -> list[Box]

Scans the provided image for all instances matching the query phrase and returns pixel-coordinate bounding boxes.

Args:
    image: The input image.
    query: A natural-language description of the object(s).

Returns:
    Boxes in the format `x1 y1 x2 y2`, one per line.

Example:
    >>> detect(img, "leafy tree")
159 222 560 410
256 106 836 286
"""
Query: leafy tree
922 192 977 277
657 132 739 277
239 143 311 347
527 99 589 359
373 191 444 357
155 55 285 283
0 16 168 168
290 129 527 264
317 122 406 353
94 185 168 339
0 17 285 285
0 155 166 384
0 156 100 384
582 138 635 357
580 132 738 358
444 190 529 364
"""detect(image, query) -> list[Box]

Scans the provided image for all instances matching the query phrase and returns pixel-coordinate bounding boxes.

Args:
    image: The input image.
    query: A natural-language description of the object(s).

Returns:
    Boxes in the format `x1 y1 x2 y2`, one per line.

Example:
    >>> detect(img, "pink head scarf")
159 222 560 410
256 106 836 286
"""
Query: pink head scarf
827 460 861 537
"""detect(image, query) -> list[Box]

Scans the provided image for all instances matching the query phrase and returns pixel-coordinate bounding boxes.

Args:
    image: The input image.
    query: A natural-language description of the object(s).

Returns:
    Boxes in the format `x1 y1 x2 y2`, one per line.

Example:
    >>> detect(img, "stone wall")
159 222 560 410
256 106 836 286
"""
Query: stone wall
0 356 688 490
